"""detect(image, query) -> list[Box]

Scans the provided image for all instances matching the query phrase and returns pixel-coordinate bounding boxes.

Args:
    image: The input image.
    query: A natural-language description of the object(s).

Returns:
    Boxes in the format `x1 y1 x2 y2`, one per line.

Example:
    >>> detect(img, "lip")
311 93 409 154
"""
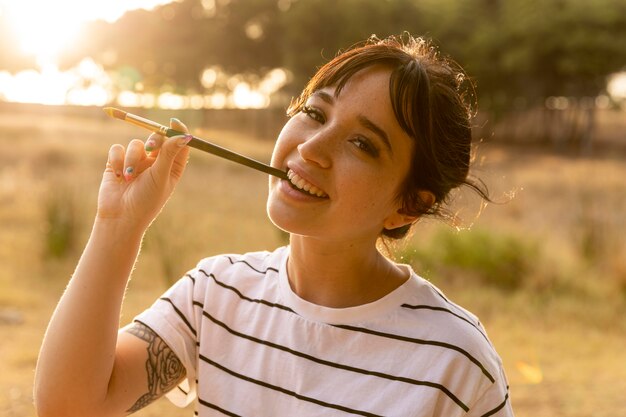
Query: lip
277 179 327 203
282 163 329 200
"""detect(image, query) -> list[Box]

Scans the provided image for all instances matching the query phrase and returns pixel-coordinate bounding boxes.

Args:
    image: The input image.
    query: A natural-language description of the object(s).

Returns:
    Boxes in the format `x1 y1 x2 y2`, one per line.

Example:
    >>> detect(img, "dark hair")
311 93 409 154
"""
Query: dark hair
288 34 490 239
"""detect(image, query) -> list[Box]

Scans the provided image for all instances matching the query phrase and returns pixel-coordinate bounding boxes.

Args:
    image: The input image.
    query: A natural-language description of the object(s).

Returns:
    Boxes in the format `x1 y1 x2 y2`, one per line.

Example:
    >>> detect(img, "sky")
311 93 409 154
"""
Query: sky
0 0 176 62
0 0 183 106
0 0 288 108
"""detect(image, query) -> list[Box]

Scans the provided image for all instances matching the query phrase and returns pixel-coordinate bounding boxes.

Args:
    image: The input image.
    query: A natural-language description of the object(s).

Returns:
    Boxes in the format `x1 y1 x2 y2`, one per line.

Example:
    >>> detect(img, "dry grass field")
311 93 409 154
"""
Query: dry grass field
0 104 624 417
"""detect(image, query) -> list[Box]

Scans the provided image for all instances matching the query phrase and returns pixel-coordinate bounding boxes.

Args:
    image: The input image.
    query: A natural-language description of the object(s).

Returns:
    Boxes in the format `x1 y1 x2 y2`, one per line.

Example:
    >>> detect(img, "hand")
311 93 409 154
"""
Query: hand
96 118 192 231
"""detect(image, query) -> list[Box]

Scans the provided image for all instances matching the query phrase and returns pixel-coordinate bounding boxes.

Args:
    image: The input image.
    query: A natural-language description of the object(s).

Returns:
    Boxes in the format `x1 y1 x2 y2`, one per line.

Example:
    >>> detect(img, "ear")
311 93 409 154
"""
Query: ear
383 190 436 230
383 211 418 231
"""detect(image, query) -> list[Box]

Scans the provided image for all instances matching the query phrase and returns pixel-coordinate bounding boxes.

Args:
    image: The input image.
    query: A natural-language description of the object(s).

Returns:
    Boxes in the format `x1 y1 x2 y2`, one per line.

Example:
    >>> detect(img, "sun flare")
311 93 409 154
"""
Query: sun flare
0 0 289 110
0 0 177 106
1 0 174 63
8 4 81 62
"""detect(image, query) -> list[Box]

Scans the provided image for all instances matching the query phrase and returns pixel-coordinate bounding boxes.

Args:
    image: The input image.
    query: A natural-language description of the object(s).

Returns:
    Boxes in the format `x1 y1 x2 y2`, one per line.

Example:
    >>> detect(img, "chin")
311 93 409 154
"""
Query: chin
266 201 316 239
267 205 298 235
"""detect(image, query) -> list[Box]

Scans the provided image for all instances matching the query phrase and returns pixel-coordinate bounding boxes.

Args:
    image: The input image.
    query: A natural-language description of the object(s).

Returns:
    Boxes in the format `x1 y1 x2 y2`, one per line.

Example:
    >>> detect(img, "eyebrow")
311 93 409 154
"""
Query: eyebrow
312 90 334 105
357 115 392 153
311 91 393 153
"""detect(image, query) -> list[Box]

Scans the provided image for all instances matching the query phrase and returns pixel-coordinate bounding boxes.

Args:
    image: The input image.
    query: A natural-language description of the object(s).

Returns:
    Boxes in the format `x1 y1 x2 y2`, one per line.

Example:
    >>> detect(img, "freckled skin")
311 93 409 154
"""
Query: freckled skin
267 66 415 243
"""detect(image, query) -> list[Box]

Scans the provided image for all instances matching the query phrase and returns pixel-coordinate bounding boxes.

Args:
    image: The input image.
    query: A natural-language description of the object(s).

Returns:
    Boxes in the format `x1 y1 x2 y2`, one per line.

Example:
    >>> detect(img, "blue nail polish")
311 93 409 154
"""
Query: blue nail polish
124 166 134 181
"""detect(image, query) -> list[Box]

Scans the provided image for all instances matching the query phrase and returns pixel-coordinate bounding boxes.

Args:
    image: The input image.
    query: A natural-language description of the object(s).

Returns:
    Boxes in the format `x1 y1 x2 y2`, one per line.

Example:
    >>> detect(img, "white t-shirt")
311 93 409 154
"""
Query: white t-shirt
135 246 513 416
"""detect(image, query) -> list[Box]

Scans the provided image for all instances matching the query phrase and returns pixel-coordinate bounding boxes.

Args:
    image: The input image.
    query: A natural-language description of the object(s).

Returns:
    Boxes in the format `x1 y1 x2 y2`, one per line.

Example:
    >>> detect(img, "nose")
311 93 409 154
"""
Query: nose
297 130 334 169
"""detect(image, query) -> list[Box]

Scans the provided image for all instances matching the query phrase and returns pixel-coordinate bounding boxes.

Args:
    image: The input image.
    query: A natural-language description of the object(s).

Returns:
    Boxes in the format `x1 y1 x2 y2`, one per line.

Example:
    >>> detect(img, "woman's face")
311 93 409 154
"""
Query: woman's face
267 66 415 243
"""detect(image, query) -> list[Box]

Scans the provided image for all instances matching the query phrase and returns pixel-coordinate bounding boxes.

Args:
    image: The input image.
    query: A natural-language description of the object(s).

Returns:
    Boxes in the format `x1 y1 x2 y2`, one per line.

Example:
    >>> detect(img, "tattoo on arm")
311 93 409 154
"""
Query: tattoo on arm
124 322 186 413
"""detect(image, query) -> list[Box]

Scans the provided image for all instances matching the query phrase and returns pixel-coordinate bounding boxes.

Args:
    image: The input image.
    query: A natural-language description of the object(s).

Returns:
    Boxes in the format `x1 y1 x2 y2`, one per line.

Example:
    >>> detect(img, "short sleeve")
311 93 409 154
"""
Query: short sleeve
466 365 514 417
134 272 199 407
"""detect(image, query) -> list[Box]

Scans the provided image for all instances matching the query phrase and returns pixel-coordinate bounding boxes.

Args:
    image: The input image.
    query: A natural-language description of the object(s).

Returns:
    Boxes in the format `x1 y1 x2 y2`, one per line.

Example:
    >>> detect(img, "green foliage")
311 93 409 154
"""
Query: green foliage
280 0 422 90
2 0 625 114
438 229 537 290
402 228 538 291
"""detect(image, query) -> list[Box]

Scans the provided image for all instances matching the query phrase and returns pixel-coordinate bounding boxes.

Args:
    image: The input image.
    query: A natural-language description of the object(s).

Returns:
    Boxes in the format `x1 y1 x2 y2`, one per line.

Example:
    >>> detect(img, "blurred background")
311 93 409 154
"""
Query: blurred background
0 0 625 416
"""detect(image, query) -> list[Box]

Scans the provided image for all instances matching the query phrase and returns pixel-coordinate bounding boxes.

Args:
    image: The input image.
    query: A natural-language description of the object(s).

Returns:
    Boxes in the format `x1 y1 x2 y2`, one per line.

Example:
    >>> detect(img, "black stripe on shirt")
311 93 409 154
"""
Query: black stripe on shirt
401 303 491 344
334 323 495 383
199 353 383 417
226 255 279 274
198 397 245 417
425 286 484 329
158 296 198 337
480 389 510 417
197 269 295 313
190 300 469 412
175 271 496 384
154 296 495 411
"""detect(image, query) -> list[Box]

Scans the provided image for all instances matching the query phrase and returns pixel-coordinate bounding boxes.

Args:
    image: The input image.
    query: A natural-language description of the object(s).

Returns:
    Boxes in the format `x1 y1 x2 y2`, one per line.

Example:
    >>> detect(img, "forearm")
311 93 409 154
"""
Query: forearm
34 219 145 416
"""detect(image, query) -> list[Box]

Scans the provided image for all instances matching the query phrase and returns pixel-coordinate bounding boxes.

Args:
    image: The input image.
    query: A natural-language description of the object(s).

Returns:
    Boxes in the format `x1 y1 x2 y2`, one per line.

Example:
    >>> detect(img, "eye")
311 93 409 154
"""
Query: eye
350 136 380 157
301 105 326 123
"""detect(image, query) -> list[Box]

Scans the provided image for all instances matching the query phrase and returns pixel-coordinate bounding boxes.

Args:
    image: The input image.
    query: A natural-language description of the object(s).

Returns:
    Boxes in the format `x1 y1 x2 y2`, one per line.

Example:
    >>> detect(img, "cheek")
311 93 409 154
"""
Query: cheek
344 177 369 198
270 119 300 165
340 175 394 212
270 138 285 167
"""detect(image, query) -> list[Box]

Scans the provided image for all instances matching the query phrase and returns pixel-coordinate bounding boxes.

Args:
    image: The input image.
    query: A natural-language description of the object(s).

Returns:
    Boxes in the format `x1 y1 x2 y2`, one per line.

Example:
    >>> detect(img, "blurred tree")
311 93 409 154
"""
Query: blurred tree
414 0 626 147
206 0 283 71
59 2 207 93
5 0 625 147
279 0 422 92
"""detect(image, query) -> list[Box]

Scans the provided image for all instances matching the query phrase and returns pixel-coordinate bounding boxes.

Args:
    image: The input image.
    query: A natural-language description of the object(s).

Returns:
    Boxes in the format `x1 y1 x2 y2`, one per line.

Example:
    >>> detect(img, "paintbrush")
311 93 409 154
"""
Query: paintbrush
103 107 288 180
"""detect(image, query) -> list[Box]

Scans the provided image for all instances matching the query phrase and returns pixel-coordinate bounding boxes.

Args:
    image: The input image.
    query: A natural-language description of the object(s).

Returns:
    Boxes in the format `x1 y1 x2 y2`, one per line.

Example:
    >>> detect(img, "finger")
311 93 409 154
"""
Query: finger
169 117 189 134
144 132 165 157
152 134 192 184
123 139 147 182
168 118 191 179
146 118 187 160
105 144 125 180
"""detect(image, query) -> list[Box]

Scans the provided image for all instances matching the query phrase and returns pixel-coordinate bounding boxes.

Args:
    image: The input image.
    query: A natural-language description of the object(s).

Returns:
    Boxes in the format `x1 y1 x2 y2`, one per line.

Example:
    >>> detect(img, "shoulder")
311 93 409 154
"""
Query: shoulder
397 273 511 412
182 246 287 297
399 273 489 350
192 247 285 280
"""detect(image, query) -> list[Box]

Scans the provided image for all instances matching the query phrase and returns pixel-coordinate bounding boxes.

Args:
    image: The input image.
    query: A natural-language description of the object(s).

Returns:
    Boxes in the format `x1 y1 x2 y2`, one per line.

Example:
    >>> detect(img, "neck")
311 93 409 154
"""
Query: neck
286 235 407 308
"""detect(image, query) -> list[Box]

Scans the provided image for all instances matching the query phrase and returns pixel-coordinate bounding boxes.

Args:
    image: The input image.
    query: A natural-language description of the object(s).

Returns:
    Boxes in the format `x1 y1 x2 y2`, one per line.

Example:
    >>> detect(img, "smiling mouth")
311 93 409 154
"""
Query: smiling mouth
287 169 328 198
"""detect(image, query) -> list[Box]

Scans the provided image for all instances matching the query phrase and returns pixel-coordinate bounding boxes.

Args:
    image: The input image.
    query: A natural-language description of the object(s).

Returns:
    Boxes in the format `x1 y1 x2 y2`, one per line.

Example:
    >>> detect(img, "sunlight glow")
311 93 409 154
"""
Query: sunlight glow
515 361 543 385
0 58 112 106
607 72 626 101
0 0 290 109
0 63 289 109
0 0 175 62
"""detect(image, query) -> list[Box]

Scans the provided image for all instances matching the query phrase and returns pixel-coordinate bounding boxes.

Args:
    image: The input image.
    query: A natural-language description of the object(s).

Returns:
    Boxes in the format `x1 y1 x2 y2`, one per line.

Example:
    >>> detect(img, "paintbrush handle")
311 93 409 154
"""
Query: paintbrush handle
103 107 287 180
166 129 288 180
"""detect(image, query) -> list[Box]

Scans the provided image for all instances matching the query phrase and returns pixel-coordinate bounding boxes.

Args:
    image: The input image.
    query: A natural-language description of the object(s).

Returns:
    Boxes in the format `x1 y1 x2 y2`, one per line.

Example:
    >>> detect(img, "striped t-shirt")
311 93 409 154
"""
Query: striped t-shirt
135 246 513 417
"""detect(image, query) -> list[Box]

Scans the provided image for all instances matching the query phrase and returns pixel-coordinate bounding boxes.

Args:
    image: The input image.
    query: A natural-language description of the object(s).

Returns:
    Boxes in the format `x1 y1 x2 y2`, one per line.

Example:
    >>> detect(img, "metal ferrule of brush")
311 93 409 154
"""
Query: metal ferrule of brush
125 113 170 136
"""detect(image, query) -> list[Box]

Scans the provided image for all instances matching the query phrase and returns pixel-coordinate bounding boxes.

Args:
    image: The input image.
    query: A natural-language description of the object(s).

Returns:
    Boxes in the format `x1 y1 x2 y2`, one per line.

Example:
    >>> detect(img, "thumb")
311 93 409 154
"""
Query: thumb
168 117 192 178
152 117 192 183
169 117 189 135
152 134 192 183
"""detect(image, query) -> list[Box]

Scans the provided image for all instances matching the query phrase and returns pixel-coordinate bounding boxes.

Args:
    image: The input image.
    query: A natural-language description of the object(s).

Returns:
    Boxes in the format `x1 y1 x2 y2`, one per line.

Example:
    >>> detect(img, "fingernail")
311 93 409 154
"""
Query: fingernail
115 169 123 178
145 139 155 152
124 166 134 181
170 117 181 125
177 134 193 147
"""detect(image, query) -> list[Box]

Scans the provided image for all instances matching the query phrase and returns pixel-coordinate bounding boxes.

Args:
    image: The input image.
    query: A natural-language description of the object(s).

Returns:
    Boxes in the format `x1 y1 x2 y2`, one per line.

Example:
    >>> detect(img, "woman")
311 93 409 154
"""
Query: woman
35 34 513 417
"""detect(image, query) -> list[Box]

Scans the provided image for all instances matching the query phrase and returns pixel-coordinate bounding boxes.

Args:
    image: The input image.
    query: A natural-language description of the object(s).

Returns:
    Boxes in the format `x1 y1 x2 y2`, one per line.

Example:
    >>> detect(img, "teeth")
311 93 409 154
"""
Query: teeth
287 170 328 198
